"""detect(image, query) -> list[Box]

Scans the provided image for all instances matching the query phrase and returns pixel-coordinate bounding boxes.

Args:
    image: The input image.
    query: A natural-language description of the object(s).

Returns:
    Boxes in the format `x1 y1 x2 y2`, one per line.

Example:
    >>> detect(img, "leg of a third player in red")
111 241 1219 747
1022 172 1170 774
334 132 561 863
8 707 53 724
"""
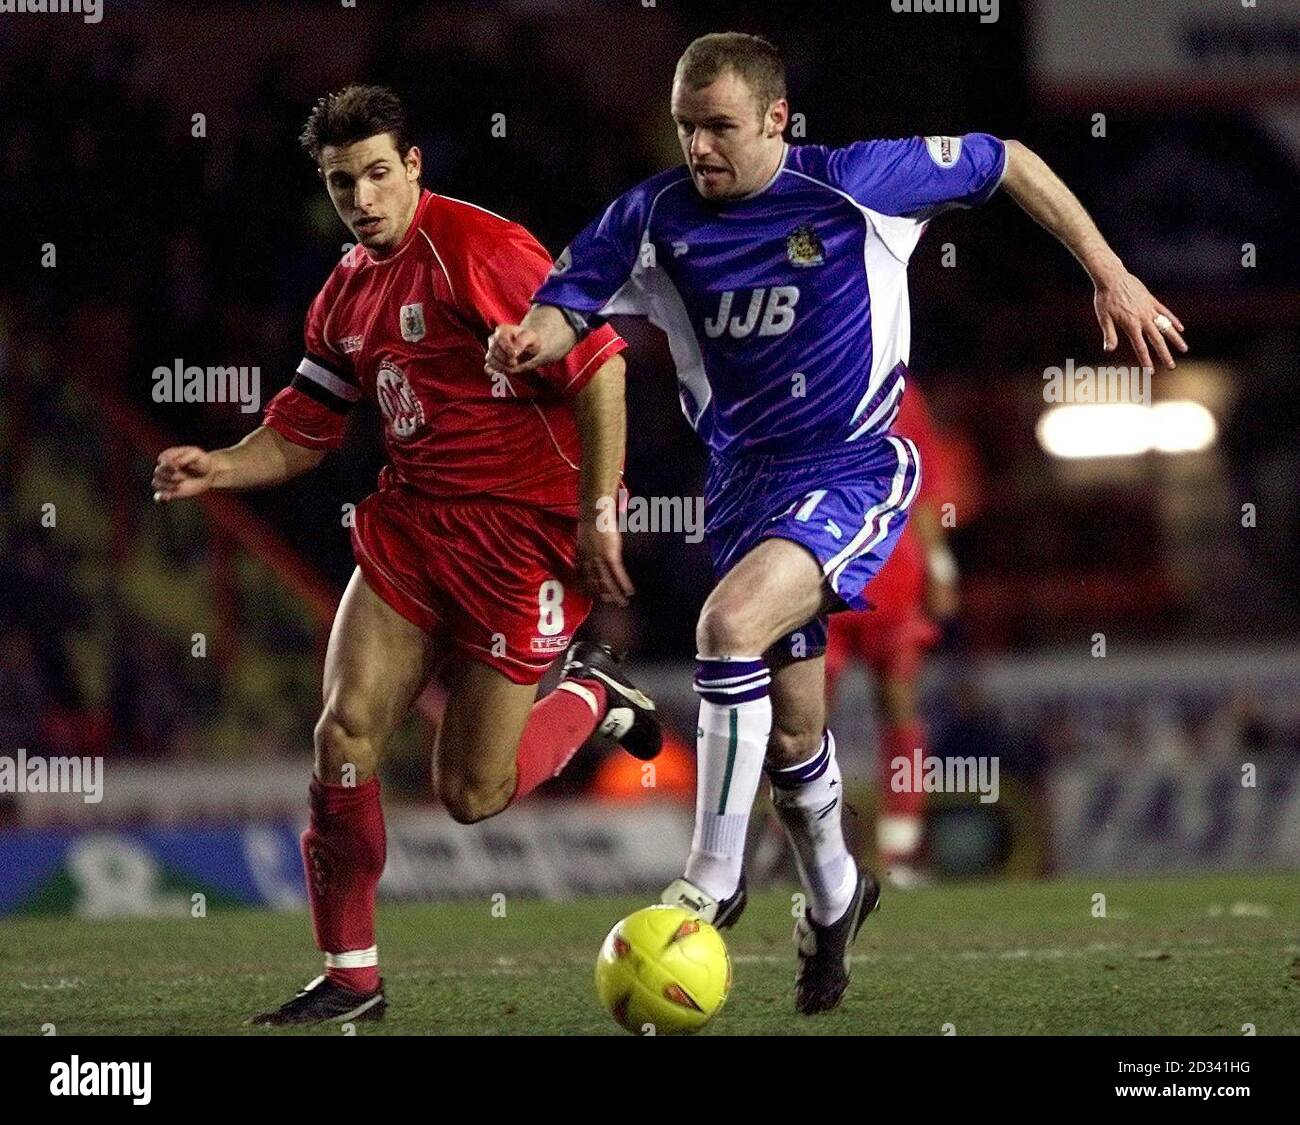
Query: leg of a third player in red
874 669 927 875
433 657 607 823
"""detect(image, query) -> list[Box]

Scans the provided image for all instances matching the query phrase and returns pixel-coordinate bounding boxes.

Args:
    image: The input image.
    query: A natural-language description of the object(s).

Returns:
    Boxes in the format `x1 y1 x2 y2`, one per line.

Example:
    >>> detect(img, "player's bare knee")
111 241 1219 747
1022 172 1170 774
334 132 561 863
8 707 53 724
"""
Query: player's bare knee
440 771 515 825
313 703 381 784
696 602 764 658
767 721 821 769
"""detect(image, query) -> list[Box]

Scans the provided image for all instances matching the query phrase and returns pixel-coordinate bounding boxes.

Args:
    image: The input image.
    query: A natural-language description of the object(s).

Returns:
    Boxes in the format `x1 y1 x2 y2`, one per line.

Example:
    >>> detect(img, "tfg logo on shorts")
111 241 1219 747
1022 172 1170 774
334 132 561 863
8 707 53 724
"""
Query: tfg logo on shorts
50 1056 151 1105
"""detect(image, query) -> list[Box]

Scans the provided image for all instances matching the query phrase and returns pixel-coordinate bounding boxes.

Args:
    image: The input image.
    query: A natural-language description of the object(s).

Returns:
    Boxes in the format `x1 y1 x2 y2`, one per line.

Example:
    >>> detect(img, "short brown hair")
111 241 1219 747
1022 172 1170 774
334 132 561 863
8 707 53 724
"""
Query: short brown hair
675 32 786 115
299 84 411 163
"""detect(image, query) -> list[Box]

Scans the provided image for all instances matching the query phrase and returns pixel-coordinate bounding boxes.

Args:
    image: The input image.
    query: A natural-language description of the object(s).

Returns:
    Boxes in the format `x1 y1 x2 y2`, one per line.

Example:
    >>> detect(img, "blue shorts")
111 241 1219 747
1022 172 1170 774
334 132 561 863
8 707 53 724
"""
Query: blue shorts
704 435 921 661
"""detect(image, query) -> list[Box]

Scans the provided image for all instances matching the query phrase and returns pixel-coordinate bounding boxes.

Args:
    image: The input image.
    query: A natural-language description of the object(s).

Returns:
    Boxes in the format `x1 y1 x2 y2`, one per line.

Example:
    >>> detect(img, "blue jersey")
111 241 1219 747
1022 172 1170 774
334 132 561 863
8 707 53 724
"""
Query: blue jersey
534 134 1006 458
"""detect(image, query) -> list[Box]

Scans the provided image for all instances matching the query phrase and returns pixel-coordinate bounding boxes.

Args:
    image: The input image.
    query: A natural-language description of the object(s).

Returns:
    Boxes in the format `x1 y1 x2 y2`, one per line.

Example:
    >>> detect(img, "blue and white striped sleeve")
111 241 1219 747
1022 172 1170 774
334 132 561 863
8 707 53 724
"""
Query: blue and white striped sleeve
532 187 651 332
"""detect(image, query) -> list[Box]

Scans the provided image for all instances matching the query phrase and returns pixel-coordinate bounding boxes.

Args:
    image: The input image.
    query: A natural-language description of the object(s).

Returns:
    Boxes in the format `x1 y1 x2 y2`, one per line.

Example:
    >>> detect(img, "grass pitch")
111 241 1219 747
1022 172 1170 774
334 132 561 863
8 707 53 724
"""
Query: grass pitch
1 872 1296 1035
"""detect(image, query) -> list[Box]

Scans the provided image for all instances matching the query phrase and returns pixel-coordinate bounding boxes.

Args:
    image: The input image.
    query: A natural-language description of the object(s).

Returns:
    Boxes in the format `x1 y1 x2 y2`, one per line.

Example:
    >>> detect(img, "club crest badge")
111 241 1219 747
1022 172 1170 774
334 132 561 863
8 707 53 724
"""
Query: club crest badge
786 225 825 268
399 302 426 342
375 360 426 440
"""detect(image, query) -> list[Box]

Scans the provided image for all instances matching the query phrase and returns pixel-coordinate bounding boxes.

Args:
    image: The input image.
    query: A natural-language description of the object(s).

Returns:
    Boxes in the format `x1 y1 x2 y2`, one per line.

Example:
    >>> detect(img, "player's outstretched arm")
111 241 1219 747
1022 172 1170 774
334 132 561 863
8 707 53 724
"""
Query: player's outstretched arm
485 303 578 377
999 139 1189 371
574 354 634 607
151 426 325 502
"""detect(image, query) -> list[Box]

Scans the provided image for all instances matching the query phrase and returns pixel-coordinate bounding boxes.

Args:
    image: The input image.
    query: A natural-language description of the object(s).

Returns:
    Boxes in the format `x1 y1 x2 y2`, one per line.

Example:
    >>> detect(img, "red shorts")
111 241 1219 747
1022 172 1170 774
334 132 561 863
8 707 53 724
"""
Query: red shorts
350 482 591 684
826 603 940 683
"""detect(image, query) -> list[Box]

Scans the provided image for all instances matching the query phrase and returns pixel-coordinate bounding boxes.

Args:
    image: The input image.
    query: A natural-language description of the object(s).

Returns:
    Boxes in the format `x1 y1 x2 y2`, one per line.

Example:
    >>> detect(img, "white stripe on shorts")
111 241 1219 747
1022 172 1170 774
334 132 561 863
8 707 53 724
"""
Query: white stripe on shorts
824 436 920 593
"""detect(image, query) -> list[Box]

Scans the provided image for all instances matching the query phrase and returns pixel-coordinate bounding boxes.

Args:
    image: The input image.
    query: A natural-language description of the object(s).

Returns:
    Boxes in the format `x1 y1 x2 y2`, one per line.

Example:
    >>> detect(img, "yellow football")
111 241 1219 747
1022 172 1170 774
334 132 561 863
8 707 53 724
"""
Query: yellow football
595 905 732 1035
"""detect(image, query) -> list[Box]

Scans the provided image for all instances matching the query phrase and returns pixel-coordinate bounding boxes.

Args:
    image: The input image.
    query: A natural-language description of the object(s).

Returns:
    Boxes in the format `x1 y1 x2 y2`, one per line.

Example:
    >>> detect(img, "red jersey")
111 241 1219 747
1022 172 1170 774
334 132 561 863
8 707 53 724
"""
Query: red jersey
263 190 626 515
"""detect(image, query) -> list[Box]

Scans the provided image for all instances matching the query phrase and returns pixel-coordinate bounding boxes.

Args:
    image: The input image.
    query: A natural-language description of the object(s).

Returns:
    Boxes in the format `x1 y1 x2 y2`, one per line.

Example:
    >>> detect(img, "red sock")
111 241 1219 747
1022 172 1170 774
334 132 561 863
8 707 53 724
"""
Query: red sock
300 776 385 994
510 678 607 803
879 721 927 862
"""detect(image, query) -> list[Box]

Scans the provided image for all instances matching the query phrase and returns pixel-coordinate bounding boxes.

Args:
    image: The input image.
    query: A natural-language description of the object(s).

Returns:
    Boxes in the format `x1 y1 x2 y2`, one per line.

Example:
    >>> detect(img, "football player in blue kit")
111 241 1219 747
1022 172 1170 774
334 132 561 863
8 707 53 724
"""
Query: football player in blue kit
486 32 1187 1014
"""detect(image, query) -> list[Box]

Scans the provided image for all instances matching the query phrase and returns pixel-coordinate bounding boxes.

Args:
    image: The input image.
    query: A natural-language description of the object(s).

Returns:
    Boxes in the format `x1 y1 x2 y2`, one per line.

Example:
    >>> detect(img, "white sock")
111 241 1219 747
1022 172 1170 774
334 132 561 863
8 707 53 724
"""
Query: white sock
768 729 857 923
684 656 772 902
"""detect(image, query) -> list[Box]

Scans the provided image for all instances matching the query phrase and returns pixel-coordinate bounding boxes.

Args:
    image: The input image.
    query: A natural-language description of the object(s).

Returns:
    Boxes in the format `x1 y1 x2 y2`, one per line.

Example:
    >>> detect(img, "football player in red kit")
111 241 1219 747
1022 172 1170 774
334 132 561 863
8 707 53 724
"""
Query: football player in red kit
151 86 659 1025
825 381 958 889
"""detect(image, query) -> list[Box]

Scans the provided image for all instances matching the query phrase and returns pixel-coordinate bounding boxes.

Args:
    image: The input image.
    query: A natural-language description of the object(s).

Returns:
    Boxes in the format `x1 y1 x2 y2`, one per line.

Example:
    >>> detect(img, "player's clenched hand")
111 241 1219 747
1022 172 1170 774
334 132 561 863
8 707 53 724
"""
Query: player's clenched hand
151 446 217 502
577 519 634 607
485 324 543 377
1094 271 1187 372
